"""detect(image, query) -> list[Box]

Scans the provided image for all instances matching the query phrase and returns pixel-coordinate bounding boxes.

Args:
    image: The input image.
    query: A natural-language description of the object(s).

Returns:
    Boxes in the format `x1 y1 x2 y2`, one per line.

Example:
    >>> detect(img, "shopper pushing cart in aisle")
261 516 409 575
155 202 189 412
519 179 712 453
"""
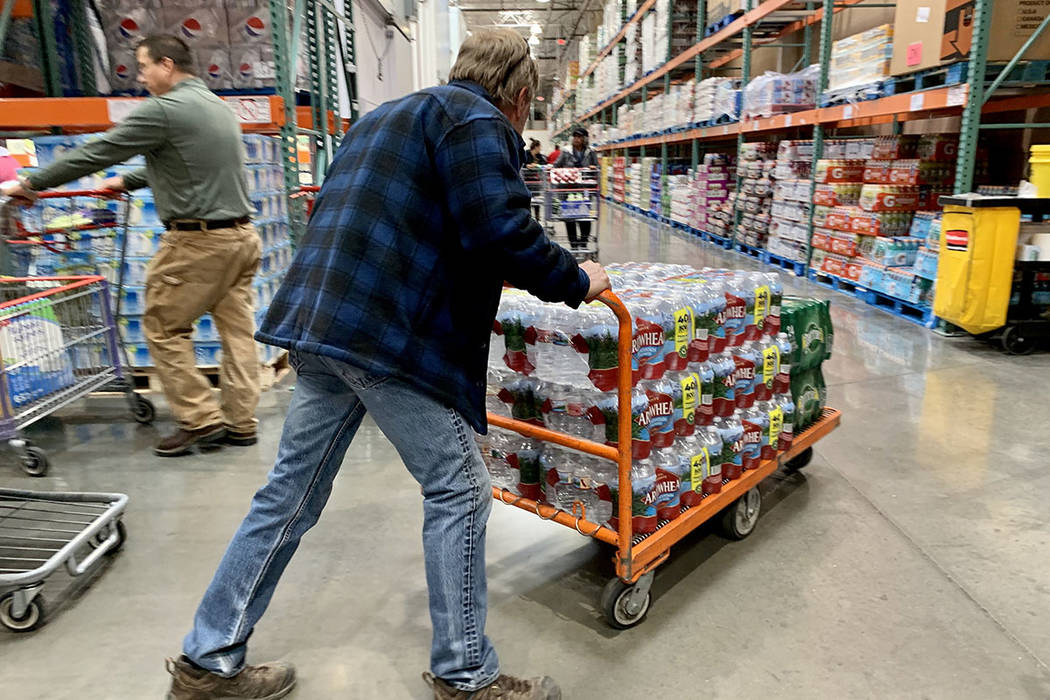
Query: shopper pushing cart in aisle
164 29 610 700
554 127 599 250
1 35 262 457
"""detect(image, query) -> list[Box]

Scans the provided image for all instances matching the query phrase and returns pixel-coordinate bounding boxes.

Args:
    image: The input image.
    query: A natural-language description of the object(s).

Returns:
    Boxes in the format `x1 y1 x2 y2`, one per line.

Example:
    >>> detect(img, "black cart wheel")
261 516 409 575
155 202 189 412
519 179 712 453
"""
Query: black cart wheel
132 395 156 424
600 577 651 629
0 593 45 632
785 447 814 472
89 520 127 554
1001 326 1038 356
719 487 762 540
21 446 48 477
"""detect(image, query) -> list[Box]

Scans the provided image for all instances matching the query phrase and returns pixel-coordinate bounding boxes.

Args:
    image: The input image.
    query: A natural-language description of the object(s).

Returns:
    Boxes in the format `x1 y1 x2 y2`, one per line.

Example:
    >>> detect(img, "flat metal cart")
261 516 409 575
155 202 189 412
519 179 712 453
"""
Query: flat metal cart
488 289 841 628
0 488 128 632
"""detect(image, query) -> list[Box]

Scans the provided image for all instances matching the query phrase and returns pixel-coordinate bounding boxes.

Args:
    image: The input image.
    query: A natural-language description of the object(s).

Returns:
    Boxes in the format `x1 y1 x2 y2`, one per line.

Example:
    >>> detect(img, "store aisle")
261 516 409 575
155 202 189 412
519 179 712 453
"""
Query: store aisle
1 207 1049 699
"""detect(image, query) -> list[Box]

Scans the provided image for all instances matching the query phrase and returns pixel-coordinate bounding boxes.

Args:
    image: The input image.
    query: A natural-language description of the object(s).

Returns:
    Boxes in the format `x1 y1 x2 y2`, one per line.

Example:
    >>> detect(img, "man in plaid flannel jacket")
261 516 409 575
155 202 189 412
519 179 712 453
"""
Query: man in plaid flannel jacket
167 29 608 700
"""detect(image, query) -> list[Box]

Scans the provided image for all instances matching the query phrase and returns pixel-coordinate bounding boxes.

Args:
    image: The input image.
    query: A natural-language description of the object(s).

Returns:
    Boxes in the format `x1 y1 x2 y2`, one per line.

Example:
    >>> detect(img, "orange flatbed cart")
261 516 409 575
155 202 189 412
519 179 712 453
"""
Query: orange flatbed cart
488 289 842 628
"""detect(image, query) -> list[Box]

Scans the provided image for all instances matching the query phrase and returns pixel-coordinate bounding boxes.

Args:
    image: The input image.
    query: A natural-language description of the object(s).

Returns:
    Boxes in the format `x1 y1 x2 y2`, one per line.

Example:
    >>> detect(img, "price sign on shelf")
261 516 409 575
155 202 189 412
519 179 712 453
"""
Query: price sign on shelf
106 98 143 124
947 84 968 107
222 96 273 124
909 92 926 112
843 105 855 119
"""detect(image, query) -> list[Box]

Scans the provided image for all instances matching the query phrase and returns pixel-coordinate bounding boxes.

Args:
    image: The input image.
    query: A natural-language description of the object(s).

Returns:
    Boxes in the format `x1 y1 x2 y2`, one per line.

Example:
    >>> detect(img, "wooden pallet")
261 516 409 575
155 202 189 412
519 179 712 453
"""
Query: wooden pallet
130 350 292 393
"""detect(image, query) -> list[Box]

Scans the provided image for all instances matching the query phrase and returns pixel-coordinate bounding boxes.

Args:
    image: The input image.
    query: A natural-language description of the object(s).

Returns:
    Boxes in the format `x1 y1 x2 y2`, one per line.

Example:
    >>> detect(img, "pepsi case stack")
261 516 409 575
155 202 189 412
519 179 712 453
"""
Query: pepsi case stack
98 0 307 94
482 262 832 536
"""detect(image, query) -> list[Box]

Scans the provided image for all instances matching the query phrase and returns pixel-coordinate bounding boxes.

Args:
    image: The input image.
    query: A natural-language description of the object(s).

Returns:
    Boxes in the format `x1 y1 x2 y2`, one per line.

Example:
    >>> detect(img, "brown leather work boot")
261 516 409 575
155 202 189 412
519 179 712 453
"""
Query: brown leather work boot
154 424 227 457
223 428 258 447
166 656 296 699
424 672 561 699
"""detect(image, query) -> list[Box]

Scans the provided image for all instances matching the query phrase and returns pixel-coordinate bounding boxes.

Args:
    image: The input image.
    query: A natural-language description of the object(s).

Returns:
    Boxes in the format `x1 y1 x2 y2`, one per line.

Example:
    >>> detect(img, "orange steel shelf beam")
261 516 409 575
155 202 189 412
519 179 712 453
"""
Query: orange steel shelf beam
595 85 1050 151
0 95 336 134
565 0 801 129
707 0 866 70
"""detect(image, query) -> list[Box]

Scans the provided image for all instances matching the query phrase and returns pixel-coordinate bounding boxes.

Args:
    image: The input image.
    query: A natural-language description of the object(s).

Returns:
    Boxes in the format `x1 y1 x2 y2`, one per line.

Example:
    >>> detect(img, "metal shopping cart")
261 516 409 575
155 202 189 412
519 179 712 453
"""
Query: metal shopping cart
521 165 548 227
0 276 155 475
0 190 157 475
0 487 127 632
546 167 600 262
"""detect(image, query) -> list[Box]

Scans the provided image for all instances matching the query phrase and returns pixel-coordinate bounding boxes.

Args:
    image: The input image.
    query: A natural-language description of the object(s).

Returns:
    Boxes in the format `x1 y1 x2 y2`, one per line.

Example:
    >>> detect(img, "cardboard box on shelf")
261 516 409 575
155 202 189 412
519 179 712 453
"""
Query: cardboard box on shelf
891 0 1050 76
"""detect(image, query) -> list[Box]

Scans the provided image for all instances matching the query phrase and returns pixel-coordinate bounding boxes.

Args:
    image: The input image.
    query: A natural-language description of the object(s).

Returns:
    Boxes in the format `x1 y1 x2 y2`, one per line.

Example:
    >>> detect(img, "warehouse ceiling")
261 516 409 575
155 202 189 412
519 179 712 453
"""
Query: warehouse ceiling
451 0 604 98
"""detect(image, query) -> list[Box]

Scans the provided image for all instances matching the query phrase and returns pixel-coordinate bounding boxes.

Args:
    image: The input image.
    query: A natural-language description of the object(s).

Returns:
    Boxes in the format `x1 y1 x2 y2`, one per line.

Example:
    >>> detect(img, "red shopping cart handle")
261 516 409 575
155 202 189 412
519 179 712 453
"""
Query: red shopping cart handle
36 189 127 200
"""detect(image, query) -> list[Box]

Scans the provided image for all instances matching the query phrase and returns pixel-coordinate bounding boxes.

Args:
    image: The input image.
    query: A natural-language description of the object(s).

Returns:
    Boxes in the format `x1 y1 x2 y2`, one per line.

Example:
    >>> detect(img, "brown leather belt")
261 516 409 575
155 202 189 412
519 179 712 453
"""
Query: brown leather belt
165 216 251 231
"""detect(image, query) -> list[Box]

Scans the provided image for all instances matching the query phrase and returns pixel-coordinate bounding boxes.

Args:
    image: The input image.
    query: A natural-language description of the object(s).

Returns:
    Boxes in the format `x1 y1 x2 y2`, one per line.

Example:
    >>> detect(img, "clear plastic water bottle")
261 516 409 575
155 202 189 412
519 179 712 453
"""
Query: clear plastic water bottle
714 413 744 481
609 456 658 535
737 405 768 471
486 367 512 418
590 387 652 461
722 275 748 348
764 272 783 337
732 341 759 410
589 457 616 526
711 350 736 418
652 446 685 521
572 454 600 518
480 427 517 491
543 446 579 511
774 332 793 394
494 292 538 375
641 376 676 450
775 390 796 452
695 425 725 495
692 359 716 427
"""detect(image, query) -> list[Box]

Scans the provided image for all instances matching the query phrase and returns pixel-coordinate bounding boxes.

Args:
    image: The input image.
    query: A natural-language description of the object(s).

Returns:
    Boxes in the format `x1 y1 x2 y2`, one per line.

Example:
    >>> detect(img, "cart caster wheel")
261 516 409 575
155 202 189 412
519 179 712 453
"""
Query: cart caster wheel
601 577 651 629
785 447 814 472
20 446 48 477
719 487 762 541
0 593 45 632
1001 326 1037 355
131 395 156 424
89 520 126 554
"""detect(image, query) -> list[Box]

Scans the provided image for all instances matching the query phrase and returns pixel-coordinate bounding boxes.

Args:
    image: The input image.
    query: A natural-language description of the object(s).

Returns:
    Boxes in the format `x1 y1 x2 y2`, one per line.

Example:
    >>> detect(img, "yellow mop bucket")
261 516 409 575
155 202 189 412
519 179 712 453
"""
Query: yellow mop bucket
933 200 1020 334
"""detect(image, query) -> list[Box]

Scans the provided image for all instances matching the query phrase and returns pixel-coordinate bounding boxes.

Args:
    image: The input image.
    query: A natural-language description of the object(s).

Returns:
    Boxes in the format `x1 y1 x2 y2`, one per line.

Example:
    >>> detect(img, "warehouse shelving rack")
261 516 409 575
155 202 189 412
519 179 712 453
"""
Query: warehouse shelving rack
553 0 1050 327
0 0 357 242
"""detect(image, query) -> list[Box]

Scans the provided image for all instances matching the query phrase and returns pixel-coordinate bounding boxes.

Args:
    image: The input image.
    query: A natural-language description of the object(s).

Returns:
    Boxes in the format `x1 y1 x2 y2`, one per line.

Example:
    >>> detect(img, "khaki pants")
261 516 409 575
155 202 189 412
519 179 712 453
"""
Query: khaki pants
144 223 262 433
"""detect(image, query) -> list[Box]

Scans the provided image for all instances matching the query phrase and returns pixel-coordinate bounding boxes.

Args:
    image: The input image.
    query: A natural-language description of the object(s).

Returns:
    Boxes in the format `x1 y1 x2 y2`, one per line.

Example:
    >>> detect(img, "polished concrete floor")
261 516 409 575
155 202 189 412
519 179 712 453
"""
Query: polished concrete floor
2 206 1050 699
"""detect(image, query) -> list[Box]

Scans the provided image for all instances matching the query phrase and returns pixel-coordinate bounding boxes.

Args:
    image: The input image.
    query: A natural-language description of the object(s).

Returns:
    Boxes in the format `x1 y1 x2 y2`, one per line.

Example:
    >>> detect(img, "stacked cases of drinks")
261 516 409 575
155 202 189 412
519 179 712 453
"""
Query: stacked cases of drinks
481 262 832 535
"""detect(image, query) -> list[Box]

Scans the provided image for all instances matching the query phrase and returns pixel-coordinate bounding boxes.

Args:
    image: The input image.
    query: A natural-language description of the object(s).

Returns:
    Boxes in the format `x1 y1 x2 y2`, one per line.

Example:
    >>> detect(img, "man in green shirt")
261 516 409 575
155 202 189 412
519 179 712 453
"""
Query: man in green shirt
3 35 263 457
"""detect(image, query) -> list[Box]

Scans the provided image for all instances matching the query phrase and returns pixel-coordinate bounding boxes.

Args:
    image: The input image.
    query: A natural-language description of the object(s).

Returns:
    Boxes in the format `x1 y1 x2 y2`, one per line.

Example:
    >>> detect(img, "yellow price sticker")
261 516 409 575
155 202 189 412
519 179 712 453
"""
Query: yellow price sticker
690 447 710 490
680 373 698 425
763 345 780 387
769 407 783 451
674 307 694 358
755 285 770 327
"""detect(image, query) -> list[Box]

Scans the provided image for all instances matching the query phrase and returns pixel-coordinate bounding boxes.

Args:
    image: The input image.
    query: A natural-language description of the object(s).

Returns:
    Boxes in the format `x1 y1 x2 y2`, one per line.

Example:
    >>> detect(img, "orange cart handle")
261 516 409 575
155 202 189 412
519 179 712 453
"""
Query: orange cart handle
35 189 126 199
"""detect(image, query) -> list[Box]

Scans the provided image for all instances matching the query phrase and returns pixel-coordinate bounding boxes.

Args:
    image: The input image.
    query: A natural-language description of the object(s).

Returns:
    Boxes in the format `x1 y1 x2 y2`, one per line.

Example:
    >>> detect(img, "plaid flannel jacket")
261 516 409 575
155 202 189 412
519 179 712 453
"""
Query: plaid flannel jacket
257 80 590 432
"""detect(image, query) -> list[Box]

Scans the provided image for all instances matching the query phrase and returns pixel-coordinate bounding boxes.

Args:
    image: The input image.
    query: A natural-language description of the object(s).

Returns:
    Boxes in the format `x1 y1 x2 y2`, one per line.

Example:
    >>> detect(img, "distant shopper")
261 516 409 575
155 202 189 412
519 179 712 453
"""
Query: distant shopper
1 35 261 457
546 141 563 164
524 138 545 166
554 127 598 249
164 28 608 700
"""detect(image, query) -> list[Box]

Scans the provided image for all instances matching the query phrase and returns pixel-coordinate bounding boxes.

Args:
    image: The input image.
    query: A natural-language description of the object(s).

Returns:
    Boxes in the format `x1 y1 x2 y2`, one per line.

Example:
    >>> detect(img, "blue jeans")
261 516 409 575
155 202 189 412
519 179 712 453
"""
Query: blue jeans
183 350 500 691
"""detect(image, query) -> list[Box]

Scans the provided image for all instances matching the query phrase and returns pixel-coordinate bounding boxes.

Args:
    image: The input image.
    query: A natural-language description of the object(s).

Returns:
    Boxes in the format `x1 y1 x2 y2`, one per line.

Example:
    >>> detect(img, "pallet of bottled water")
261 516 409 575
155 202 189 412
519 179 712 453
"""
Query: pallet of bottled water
480 262 801 536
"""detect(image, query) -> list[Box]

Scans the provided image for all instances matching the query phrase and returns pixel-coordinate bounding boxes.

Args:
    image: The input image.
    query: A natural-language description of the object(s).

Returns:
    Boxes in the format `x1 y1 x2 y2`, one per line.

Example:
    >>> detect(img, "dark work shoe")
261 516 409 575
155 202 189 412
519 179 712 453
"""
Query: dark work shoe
154 424 227 457
424 672 561 700
223 429 258 446
166 656 296 699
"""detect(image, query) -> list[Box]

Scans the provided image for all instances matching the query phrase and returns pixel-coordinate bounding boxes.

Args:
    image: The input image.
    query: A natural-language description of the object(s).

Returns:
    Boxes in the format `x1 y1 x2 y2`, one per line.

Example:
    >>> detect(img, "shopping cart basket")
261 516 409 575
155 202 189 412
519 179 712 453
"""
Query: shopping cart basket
489 289 841 628
521 165 549 226
0 487 127 632
0 276 155 476
545 167 600 262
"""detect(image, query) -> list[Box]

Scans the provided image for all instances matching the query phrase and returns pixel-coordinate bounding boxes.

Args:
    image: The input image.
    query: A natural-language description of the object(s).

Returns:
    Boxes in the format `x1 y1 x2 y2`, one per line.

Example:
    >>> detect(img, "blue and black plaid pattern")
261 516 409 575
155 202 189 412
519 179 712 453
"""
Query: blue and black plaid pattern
257 81 589 432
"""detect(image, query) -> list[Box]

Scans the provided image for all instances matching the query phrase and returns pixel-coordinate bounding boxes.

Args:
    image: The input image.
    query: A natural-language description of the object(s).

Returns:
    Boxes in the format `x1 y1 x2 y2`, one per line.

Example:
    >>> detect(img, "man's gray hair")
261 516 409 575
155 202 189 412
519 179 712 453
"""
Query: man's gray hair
448 29 539 109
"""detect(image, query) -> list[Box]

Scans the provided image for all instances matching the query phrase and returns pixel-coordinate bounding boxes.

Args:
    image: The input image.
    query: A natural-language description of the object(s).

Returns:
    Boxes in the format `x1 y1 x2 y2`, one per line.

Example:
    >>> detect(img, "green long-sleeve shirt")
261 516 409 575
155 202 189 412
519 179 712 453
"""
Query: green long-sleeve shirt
27 77 252 223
